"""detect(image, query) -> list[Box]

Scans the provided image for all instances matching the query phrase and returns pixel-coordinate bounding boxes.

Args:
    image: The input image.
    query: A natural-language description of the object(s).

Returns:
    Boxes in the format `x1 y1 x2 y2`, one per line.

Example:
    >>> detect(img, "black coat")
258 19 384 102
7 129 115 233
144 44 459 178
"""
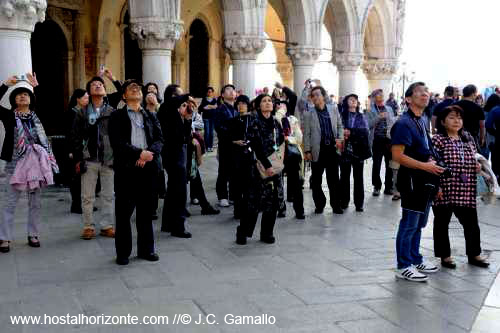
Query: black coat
108 105 164 177
156 96 192 169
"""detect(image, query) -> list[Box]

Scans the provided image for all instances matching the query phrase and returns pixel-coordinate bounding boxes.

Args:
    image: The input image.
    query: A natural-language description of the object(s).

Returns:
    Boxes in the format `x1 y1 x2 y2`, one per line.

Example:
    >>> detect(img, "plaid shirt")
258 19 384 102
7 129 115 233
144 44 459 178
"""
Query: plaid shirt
432 133 477 208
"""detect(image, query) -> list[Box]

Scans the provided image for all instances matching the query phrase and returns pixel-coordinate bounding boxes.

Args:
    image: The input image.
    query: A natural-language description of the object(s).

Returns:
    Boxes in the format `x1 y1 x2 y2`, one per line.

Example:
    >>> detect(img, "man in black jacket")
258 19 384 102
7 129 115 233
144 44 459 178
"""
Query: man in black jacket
157 90 194 238
109 80 164 265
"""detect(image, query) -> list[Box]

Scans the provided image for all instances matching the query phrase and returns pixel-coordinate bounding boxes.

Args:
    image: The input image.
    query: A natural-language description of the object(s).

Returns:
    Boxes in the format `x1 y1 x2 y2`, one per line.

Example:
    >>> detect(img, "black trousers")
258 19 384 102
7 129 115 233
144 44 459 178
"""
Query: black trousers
371 137 393 191
190 170 210 209
285 166 304 215
340 159 365 209
70 172 81 209
492 142 500 177
432 205 482 259
115 169 155 259
237 210 277 239
162 145 188 233
232 161 253 218
216 146 235 201
310 145 341 210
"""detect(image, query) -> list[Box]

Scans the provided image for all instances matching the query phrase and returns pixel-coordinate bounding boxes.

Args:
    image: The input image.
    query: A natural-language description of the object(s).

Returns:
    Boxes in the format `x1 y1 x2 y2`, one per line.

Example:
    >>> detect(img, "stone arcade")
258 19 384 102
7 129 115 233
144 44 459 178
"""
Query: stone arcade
0 0 405 135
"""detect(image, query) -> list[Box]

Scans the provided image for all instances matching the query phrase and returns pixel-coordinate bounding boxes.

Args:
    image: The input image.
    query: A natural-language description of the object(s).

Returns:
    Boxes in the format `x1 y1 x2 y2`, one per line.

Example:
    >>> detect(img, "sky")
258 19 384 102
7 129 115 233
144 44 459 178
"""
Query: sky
251 0 500 100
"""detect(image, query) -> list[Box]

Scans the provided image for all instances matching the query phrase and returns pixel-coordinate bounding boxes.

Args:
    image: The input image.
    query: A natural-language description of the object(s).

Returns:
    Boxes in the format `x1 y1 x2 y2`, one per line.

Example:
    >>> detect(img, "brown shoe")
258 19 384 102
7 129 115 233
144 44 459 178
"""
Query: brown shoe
81 227 96 240
100 228 115 238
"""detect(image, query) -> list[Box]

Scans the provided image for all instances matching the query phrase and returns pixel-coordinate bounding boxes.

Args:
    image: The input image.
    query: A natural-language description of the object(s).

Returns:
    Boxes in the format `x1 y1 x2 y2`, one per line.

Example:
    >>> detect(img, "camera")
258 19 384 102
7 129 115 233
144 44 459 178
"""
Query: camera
15 74 27 82
436 160 452 178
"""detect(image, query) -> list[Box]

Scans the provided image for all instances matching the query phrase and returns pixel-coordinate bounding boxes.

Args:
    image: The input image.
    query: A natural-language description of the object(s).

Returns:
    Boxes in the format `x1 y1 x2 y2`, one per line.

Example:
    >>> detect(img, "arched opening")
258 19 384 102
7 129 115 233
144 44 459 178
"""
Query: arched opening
31 20 68 135
123 10 142 82
189 19 209 98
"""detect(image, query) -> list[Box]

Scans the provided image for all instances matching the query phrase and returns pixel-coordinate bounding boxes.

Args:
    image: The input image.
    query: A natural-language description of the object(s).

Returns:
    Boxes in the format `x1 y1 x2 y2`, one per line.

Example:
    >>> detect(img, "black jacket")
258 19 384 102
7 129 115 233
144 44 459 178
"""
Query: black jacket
70 101 115 166
156 95 192 169
108 105 164 173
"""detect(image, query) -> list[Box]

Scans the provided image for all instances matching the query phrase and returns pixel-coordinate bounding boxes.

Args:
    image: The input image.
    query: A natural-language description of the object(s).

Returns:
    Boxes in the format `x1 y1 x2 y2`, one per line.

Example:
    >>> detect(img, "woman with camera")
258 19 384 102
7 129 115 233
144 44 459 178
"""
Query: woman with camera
0 74 59 252
432 105 489 269
235 94 285 245
339 94 371 212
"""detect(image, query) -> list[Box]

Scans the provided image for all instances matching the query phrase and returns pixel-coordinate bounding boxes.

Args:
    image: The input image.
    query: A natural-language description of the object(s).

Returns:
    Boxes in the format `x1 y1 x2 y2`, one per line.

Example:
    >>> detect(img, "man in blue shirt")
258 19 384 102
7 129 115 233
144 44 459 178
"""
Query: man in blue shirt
431 86 455 133
391 82 445 282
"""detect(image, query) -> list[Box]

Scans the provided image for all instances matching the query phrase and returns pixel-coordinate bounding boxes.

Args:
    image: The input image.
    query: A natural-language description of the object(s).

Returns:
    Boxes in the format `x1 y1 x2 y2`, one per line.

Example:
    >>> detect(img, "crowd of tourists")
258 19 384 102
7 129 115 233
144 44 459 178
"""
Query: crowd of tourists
0 71 498 282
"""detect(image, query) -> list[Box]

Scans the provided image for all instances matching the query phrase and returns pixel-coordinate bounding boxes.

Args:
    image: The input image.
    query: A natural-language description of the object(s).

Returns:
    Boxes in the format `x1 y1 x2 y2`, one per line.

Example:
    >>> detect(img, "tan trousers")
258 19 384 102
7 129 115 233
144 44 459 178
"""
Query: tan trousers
81 162 114 230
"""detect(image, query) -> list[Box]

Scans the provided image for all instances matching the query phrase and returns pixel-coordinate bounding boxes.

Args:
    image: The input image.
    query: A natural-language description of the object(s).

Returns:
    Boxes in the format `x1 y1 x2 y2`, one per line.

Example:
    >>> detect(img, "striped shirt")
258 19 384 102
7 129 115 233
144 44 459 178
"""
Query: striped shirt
316 107 334 145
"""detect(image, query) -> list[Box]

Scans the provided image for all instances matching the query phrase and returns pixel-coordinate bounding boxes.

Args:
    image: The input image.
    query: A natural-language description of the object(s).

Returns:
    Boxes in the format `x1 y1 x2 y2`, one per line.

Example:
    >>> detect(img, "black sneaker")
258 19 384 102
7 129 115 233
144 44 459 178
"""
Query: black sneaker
116 257 129 265
260 236 276 244
373 189 381 196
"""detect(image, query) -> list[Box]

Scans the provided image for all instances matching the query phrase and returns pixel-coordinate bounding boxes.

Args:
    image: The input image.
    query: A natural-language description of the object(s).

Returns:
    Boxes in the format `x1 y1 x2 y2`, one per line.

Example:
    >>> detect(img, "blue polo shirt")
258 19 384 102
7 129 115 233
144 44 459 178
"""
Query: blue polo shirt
391 109 433 211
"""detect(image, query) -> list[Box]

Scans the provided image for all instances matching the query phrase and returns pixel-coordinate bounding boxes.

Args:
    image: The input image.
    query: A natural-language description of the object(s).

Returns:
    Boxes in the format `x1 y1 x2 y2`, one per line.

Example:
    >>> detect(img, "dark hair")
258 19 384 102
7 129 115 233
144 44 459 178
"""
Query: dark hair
235 94 251 109
435 105 465 136
86 76 105 93
221 84 236 95
405 82 426 98
254 94 275 114
310 86 327 98
341 94 360 113
462 84 477 98
164 84 180 101
69 88 87 109
144 82 159 93
484 93 500 113
206 86 214 93
444 86 455 97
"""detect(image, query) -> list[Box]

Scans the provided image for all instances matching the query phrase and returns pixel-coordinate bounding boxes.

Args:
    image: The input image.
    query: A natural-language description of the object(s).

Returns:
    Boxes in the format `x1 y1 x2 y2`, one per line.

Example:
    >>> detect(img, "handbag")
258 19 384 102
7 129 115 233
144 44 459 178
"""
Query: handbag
256 127 285 179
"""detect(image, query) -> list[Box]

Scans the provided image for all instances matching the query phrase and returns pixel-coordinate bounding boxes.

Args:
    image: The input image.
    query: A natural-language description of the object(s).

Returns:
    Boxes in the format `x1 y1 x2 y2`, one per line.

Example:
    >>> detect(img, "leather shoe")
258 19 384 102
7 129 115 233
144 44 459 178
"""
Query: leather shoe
260 236 275 244
296 213 305 220
201 206 220 215
314 207 324 214
171 231 192 239
236 235 247 245
332 207 344 214
138 253 159 262
468 257 490 268
355 207 364 212
116 257 129 265
441 259 456 269
0 240 10 253
27 236 40 248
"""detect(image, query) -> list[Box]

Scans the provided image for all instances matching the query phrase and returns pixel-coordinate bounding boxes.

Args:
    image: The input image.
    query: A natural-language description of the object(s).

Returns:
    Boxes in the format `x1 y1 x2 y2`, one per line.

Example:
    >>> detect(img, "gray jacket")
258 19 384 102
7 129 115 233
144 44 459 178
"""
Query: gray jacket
366 103 396 147
303 103 344 162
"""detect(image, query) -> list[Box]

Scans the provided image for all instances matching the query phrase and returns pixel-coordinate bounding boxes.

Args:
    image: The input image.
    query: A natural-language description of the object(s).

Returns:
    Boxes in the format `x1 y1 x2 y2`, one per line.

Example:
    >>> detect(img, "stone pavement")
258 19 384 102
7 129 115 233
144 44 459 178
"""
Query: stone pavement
0 153 499 333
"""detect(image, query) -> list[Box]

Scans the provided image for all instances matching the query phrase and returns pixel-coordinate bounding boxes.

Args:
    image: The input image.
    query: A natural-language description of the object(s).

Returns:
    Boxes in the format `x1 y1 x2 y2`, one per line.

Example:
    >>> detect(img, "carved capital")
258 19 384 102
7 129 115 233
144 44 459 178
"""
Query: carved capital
286 47 321 66
224 36 266 60
130 18 183 50
333 52 363 72
362 59 399 79
0 0 47 32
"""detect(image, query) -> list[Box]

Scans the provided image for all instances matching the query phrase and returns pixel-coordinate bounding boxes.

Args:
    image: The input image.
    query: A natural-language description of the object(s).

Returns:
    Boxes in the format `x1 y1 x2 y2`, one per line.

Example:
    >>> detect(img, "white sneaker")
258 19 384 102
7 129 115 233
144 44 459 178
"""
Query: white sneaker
218 199 230 207
396 266 428 282
414 261 439 274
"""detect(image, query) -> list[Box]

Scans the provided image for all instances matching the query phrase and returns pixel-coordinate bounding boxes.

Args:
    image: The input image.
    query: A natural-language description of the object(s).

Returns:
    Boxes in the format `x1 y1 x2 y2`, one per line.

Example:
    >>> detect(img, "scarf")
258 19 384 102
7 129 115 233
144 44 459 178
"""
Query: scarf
14 111 59 173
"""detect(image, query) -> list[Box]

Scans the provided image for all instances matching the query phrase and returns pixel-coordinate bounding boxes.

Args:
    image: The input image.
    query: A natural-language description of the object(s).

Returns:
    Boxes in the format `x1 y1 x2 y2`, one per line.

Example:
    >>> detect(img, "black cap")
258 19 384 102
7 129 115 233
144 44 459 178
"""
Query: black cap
9 86 36 110
121 79 143 94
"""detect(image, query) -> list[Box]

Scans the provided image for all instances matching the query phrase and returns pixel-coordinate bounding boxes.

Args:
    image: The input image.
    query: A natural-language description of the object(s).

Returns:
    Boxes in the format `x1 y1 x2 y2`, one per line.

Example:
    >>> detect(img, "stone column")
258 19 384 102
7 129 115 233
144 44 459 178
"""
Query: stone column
362 59 398 95
0 0 46 175
131 20 183 95
0 0 46 106
74 11 86 88
224 36 266 97
276 63 293 88
334 52 363 97
287 47 320 95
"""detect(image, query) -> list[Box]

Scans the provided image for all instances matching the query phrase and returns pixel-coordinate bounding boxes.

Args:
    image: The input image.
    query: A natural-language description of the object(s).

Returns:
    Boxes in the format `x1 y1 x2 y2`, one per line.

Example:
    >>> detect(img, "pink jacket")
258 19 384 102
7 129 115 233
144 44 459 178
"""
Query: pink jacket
10 144 54 191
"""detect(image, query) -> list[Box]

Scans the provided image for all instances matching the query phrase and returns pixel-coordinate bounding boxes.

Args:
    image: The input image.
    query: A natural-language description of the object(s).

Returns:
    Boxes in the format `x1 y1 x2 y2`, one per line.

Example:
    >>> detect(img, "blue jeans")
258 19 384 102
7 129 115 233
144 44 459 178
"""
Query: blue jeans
203 119 214 150
396 203 431 269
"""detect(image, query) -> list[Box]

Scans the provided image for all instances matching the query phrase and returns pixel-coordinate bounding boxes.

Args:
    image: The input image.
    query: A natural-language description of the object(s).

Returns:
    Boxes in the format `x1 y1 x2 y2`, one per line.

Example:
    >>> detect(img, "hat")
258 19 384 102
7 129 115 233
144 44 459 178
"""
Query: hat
9 85 35 110
86 76 105 93
122 79 143 94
